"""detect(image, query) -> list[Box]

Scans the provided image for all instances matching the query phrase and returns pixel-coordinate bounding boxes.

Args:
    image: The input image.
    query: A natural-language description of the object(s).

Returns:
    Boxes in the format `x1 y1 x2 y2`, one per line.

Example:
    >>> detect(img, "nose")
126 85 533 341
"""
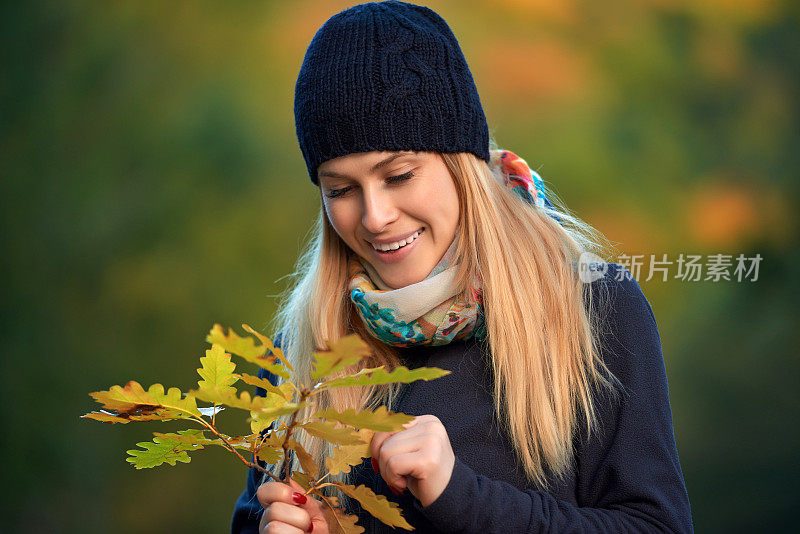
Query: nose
361 186 398 235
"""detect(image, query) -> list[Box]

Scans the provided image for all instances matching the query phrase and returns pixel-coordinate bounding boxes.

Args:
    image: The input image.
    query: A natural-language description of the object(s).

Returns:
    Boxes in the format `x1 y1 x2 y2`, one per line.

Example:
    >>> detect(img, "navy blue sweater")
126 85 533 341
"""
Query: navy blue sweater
231 264 693 532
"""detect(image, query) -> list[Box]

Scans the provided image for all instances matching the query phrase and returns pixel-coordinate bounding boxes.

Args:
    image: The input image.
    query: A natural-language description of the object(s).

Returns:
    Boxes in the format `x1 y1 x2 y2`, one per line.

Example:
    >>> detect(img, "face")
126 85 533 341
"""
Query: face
318 151 460 289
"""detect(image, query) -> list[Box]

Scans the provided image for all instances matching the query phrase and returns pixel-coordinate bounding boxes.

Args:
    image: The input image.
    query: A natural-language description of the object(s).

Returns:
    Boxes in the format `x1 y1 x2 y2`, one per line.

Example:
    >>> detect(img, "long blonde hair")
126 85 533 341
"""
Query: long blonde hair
263 149 621 500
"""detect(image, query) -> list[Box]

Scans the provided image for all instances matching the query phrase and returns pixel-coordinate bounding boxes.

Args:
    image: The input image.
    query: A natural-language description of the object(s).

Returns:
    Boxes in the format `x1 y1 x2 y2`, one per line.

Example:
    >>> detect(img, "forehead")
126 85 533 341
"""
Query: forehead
317 151 424 179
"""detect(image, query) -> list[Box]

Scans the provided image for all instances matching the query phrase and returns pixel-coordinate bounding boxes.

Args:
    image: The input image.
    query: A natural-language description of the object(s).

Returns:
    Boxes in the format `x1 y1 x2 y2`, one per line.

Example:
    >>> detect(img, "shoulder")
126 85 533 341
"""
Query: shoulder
587 262 659 342
587 262 656 323
585 262 665 386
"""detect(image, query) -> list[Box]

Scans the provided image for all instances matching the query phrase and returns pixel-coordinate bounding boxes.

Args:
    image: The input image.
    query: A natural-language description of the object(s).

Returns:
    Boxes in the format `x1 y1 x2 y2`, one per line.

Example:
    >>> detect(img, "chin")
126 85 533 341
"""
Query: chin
382 270 427 289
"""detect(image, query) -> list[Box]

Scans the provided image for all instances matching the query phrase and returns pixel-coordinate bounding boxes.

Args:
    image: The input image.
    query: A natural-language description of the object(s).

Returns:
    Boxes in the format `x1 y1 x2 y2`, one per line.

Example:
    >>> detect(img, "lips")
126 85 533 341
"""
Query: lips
369 227 424 252
368 228 424 264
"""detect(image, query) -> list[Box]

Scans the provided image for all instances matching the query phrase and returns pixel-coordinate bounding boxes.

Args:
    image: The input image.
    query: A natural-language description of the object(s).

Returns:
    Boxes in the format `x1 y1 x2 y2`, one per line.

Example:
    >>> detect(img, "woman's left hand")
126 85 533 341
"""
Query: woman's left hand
370 414 455 508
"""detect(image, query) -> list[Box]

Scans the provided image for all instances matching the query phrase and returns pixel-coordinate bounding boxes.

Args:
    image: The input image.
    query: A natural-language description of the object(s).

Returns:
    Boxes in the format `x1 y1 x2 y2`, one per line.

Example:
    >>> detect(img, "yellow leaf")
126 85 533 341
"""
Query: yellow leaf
333 482 413 531
89 381 201 419
251 400 307 421
146 384 202 418
256 429 284 465
324 429 374 476
320 365 450 389
89 381 159 413
315 406 414 432
207 324 292 380
207 323 265 360
323 505 365 534
300 420 366 445
237 373 294 401
291 470 311 491
287 437 318 479
311 334 372 380
242 323 294 372
193 387 287 413
81 408 184 424
256 443 283 465
195 344 238 404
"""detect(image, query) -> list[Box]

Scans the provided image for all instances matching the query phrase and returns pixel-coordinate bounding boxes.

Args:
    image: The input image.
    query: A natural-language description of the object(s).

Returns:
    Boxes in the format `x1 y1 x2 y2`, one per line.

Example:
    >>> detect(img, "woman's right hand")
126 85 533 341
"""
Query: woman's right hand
257 477 330 533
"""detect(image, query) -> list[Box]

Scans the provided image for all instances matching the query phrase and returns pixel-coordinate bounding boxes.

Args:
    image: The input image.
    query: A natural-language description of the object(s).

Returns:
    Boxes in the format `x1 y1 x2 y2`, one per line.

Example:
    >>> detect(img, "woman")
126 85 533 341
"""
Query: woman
232 1 693 533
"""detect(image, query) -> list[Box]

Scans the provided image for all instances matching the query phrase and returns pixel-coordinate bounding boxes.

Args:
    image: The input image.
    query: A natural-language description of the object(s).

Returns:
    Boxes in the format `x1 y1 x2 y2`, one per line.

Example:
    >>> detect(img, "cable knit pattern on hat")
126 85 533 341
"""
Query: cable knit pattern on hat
294 1 490 184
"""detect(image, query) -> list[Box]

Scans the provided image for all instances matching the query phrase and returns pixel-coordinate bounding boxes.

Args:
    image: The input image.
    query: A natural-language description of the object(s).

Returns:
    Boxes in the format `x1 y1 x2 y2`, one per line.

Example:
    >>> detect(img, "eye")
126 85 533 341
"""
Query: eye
386 171 414 184
324 171 414 199
325 185 352 199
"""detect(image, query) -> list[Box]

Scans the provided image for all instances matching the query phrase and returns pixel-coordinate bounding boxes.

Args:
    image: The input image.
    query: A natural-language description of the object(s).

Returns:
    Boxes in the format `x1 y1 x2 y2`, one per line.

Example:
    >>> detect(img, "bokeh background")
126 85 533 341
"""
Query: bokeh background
2 0 798 532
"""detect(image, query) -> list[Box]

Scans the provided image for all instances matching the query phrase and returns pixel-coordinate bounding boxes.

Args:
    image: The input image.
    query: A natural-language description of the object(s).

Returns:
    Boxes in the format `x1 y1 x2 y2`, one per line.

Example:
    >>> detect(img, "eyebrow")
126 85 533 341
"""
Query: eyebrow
317 152 415 180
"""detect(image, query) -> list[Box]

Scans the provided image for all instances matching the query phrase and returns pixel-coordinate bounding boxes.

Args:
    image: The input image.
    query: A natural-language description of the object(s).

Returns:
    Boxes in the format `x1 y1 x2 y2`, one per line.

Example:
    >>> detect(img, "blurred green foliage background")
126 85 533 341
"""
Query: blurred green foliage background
2 0 797 532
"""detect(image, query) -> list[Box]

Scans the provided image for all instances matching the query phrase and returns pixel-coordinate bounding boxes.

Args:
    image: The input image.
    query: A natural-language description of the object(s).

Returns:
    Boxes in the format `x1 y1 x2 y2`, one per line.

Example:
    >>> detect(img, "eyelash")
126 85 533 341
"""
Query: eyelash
325 171 415 199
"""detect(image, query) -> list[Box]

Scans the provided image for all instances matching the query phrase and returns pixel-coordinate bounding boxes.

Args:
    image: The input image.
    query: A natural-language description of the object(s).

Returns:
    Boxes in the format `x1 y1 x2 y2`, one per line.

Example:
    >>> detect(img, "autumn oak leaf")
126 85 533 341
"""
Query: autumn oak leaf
320 365 450 389
315 406 414 432
333 482 413 531
207 324 292 380
311 335 372 380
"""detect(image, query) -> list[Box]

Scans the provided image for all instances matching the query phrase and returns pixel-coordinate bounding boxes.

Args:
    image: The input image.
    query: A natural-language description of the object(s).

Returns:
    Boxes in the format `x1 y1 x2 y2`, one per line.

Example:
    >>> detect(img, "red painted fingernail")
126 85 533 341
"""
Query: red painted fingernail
388 484 403 495
292 491 307 504
307 521 314 533
371 457 380 474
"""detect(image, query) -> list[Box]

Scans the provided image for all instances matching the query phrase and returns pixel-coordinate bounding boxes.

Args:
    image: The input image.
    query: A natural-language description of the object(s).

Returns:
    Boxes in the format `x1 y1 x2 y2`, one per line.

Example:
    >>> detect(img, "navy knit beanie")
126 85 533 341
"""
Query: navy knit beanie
294 0 490 185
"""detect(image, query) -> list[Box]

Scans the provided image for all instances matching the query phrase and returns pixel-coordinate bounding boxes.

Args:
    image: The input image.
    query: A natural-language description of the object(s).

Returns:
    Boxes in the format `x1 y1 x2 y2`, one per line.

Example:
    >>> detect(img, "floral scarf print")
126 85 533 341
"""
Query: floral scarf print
347 149 551 347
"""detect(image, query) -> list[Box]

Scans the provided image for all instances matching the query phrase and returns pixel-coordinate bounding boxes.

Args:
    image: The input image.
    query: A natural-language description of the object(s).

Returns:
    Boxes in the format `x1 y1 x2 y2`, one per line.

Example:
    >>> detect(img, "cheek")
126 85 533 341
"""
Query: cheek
426 182 460 230
325 203 359 241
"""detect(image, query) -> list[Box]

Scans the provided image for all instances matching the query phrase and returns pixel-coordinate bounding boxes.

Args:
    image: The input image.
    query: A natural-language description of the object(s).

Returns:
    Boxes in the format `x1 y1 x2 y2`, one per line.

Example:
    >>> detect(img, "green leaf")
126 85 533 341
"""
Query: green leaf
315 406 414 432
152 429 219 448
126 435 200 469
311 334 372 380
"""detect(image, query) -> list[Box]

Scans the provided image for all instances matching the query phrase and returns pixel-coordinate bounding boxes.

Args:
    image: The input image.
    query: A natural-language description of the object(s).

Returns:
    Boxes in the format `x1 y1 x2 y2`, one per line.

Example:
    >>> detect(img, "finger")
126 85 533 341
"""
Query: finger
370 430 399 459
402 415 422 429
257 481 294 508
263 501 311 531
370 416 424 459
260 520 305 534
374 426 430 478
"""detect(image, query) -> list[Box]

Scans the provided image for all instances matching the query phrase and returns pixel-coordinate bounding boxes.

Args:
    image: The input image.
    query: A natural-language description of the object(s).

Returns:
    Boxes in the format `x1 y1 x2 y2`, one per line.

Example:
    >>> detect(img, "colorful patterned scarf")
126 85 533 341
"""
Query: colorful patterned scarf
347 149 551 347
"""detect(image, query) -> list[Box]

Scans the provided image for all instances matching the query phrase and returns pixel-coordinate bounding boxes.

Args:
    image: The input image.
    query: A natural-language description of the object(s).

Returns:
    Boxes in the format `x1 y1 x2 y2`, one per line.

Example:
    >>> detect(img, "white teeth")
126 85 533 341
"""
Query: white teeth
373 229 422 252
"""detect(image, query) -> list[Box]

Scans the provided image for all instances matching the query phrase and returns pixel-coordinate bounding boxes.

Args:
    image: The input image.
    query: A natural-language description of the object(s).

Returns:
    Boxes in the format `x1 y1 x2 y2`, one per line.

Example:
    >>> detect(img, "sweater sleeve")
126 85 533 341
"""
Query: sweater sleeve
230 333 284 534
412 266 694 533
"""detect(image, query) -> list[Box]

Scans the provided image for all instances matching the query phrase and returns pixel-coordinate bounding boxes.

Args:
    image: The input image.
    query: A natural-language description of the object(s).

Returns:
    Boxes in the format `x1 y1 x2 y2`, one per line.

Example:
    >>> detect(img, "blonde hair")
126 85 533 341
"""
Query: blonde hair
263 149 621 503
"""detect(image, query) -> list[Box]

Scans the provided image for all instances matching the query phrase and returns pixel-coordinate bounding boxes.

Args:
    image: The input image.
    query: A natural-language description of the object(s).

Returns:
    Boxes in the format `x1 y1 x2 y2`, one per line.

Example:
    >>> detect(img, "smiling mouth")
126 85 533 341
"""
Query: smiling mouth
371 227 424 253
